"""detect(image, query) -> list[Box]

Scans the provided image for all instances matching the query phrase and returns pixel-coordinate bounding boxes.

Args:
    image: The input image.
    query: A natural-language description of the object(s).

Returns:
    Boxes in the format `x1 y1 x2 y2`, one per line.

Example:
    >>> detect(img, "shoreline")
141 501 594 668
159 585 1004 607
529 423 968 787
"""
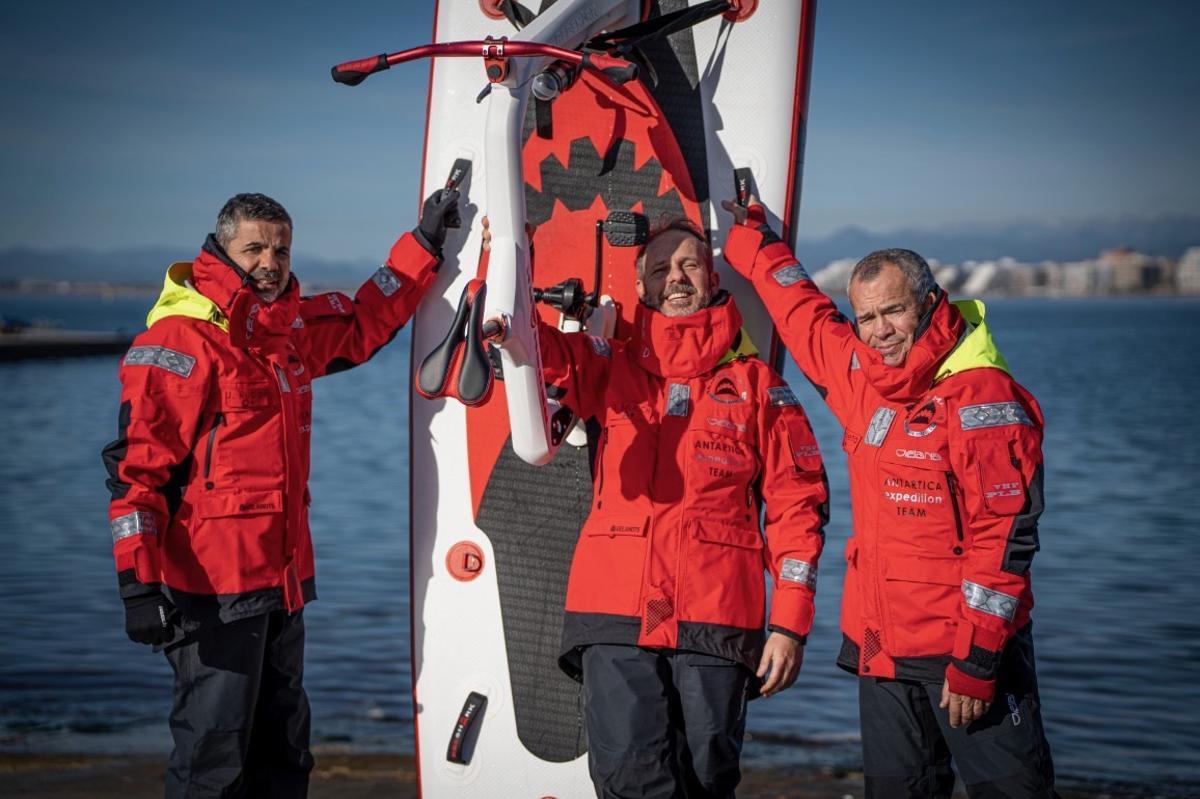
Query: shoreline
0 751 1173 798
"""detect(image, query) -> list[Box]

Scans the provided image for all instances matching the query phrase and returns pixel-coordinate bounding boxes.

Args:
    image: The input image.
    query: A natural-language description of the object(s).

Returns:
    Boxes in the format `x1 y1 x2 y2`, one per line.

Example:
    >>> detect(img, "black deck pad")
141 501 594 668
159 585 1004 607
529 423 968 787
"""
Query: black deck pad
475 436 593 762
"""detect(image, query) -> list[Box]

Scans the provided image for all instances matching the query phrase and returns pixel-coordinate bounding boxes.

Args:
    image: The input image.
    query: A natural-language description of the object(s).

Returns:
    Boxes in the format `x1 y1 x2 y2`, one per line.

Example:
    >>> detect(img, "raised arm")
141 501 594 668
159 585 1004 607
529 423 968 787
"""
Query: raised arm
535 319 614 423
722 200 861 421
298 190 455 377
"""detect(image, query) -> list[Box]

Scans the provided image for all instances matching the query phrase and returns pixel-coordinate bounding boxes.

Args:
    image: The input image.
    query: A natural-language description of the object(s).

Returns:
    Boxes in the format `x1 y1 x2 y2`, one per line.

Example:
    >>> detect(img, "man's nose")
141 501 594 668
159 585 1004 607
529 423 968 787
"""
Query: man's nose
667 262 690 285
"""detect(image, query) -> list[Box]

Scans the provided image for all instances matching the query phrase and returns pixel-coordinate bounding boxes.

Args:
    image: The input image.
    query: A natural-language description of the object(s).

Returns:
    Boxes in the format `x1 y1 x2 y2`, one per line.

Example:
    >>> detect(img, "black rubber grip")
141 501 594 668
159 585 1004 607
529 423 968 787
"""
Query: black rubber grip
734 167 754 206
331 54 389 86
446 691 488 764
445 158 472 191
601 62 640 85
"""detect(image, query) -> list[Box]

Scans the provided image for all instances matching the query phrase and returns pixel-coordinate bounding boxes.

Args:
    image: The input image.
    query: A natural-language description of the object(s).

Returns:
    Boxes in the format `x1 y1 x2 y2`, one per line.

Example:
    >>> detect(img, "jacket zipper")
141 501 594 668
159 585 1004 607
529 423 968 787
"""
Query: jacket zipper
594 427 609 507
945 470 964 542
203 412 224 479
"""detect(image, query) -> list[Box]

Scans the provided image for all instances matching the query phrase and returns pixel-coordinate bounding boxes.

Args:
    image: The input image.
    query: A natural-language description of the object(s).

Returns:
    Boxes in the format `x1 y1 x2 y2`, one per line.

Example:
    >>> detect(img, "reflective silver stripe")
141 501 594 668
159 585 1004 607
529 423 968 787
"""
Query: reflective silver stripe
962 580 1018 622
274 364 291 393
371 265 403 297
110 511 157 543
666 383 690 417
767 385 800 407
772 263 810 287
959 401 1032 430
780 558 817 590
123 345 196 378
864 407 896 447
589 336 612 358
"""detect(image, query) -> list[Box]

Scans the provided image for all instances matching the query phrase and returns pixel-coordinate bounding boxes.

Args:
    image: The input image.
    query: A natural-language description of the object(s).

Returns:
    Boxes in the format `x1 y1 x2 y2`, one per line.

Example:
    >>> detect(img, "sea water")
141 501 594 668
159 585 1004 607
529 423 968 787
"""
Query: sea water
1 294 1197 794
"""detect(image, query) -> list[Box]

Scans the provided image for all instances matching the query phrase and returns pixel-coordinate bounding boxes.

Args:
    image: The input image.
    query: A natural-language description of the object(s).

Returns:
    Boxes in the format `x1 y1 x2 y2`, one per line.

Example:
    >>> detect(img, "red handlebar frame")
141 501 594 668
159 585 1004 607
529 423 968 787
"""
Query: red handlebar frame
332 39 587 86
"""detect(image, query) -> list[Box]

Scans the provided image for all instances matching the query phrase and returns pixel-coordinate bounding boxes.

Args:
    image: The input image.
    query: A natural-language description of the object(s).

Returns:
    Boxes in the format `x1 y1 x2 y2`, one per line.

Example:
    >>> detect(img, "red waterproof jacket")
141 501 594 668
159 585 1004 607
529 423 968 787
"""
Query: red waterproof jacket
540 293 829 678
725 217 1045 701
103 233 437 627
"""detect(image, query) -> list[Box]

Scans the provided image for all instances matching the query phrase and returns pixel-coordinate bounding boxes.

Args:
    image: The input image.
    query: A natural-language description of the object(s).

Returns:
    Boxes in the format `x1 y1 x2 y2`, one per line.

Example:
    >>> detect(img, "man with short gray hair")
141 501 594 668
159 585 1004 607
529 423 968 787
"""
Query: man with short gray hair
103 188 458 797
722 199 1058 798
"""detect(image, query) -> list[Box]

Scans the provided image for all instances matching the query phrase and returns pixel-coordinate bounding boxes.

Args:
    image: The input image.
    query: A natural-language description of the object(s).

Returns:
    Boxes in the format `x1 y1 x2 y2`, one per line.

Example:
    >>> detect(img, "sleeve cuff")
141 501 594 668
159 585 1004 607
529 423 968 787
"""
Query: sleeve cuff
767 625 808 645
117 568 161 599
388 232 441 284
768 591 815 639
945 662 996 702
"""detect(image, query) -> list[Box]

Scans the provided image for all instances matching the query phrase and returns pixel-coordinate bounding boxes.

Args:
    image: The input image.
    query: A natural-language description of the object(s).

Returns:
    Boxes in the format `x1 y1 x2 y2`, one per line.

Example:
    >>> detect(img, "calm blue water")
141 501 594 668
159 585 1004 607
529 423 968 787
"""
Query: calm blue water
1 294 1198 794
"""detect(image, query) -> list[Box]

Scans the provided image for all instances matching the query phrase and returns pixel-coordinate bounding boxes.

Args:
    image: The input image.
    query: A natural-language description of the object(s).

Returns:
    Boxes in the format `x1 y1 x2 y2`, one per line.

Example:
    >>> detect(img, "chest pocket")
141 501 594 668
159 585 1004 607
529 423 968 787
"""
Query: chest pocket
594 403 656 509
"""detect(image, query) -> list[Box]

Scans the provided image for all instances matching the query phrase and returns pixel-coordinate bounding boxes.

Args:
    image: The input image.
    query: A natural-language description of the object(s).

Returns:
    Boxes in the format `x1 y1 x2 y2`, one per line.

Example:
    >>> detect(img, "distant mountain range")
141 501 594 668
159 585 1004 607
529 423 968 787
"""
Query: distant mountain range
1 214 1197 286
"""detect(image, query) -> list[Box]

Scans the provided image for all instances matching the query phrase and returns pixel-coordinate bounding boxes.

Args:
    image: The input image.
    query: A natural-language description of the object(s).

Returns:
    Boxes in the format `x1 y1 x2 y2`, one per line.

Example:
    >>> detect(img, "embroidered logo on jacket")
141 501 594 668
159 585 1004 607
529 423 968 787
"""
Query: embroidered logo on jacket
708 376 746 404
903 398 941 438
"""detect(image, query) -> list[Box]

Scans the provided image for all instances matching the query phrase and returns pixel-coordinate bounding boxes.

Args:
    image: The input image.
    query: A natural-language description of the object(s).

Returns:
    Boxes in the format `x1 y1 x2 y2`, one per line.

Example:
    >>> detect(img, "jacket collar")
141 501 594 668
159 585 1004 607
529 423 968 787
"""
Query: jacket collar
630 291 742 379
190 234 300 350
146 262 229 331
934 299 1010 382
856 290 966 405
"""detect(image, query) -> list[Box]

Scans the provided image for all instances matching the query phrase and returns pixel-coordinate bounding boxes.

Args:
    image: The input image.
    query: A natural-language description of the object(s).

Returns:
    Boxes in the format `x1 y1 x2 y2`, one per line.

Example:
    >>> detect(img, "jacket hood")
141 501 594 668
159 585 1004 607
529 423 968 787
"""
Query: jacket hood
146 262 229 331
631 291 744 378
934 299 1010 382
856 290 966 405
147 237 300 350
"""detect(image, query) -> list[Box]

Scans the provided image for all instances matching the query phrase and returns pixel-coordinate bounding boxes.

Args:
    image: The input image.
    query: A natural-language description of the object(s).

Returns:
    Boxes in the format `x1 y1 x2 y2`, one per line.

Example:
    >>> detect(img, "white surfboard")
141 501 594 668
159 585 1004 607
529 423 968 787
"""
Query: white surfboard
406 2 818 795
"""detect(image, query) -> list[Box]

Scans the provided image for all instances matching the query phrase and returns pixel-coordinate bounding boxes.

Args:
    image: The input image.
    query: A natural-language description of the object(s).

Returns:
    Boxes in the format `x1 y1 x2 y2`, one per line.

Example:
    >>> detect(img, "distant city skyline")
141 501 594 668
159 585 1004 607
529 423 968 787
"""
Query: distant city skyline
2 1 1197 262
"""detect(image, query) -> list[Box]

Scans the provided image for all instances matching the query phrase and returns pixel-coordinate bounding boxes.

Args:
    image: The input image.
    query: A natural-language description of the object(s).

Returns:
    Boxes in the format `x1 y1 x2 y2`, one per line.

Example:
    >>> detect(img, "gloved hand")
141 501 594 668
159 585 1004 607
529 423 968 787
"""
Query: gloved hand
415 188 462 254
720 196 784 281
123 589 178 646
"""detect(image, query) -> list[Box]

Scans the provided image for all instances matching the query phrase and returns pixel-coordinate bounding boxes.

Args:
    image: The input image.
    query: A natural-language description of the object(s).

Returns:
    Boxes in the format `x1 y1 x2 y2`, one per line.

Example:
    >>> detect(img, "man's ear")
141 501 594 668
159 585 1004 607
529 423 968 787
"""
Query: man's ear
635 278 647 302
922 290 938 313
709 268 720 291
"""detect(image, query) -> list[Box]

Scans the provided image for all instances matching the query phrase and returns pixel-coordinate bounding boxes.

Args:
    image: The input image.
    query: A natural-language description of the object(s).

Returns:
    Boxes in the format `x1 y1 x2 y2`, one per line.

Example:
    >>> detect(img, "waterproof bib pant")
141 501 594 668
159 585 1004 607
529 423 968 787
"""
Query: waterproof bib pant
164 610 312 799
582 645 750 799
859 626 1058 799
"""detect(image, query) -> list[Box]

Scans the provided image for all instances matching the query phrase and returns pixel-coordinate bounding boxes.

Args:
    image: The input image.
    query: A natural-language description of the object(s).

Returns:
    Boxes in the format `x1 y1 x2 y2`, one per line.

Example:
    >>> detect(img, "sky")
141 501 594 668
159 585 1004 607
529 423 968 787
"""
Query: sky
1 1 1197 262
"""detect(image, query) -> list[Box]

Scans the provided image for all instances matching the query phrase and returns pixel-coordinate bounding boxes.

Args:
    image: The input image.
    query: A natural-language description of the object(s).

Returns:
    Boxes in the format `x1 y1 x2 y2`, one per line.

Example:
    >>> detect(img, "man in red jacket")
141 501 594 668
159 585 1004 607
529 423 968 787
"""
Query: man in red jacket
721 199 1058 798
494 217 829 798
102 190 457 798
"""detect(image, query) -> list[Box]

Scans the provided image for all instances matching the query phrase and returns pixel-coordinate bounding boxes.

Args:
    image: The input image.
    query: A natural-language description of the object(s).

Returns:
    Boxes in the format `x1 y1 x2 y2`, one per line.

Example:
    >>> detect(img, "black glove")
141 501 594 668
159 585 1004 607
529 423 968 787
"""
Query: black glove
415 188 461 254
123 589 178 646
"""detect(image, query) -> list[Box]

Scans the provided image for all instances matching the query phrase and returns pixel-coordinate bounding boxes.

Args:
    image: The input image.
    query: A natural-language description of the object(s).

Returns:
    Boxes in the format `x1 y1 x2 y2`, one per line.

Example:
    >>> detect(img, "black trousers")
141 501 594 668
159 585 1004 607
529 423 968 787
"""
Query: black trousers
163 610 313 799
581 644 752 799
859 626 1058 799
